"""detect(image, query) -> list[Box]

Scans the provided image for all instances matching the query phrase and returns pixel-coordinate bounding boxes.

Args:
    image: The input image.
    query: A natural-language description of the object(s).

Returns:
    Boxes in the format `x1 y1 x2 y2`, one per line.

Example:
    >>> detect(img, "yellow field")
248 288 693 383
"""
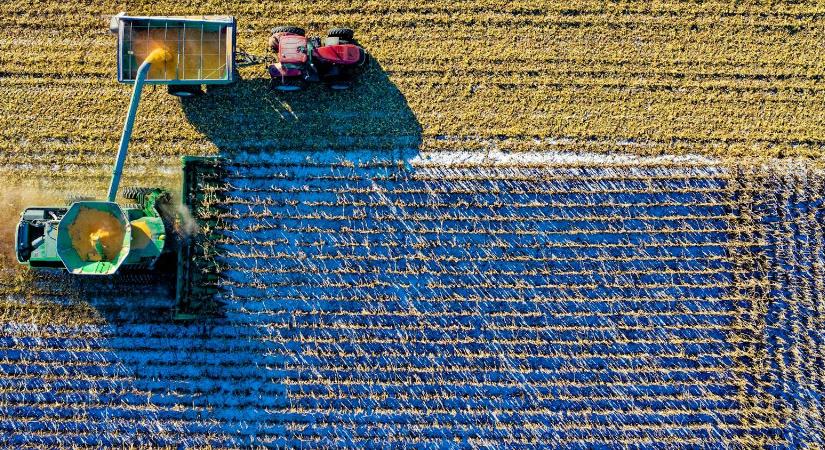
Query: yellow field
0 3 822 271
1 1 824 188
0 0 823 310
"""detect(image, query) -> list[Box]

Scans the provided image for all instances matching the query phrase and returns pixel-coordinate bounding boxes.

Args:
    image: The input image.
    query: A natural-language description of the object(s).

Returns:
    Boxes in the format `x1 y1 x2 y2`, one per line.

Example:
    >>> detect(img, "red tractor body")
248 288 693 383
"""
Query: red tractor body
268 27 368 91
277 34 308 64
314 44 363 64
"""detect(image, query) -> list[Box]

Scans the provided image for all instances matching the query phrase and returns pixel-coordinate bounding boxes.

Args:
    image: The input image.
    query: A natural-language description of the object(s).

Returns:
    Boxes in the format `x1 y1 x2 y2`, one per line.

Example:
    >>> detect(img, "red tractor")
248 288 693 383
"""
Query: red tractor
268 26 368 91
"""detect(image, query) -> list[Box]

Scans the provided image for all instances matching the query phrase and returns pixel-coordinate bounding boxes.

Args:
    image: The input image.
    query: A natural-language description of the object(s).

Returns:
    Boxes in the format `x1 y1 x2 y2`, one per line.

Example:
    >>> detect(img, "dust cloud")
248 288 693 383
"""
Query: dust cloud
0 187 61 265
158 200 198 238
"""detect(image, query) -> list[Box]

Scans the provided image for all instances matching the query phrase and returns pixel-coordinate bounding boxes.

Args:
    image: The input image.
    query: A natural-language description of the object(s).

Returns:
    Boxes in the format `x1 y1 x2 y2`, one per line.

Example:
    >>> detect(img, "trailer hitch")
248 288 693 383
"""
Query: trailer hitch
235 50 273 67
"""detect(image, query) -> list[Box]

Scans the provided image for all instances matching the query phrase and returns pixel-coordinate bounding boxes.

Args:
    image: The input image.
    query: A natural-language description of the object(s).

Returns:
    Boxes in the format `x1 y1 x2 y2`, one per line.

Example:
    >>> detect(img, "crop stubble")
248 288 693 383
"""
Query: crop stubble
0 0 823 447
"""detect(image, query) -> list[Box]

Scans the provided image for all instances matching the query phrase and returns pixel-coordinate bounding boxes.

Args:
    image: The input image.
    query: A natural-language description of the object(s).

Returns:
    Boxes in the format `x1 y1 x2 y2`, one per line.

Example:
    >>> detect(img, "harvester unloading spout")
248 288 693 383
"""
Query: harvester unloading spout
107 48 172 202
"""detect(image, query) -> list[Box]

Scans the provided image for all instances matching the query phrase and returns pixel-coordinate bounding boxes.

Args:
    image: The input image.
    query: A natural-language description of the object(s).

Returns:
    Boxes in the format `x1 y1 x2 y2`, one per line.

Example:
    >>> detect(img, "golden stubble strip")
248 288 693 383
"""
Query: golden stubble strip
0 1 824 169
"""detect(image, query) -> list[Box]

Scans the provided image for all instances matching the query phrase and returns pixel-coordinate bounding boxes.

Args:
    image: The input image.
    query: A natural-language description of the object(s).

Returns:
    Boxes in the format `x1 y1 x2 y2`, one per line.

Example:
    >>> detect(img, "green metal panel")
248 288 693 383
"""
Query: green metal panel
124 216 166 265
28 222 62 265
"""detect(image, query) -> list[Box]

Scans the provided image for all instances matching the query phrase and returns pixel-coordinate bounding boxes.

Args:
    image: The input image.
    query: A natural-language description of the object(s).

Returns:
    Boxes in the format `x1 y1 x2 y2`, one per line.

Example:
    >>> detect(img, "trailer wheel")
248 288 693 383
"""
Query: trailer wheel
328 28 354 41
271 26 305 36
167 84 203 97
329 81 352 90
270 77 304 92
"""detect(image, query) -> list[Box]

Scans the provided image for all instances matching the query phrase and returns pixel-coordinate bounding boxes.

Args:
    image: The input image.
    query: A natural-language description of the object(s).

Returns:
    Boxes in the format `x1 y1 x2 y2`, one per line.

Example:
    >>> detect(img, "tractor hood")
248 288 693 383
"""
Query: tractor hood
313 44 364 65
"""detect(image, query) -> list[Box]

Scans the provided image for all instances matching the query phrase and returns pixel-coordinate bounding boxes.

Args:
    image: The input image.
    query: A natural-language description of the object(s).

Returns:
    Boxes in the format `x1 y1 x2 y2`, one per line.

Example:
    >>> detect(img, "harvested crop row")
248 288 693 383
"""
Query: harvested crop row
0 0 823 195
0 0 823 448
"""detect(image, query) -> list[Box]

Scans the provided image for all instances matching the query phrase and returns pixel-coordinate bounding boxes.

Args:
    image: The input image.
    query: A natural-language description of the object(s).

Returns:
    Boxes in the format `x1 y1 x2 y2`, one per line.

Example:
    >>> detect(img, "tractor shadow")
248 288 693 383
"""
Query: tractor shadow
183 56 421 161
76 57 418 325
174 56 423 323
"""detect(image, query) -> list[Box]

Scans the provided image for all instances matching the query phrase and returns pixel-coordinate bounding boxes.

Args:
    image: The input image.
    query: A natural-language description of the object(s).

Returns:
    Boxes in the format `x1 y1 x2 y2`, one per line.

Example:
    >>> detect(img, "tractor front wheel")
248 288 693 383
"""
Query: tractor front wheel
271 26 305 36
167 84 203 97
328 28 354 41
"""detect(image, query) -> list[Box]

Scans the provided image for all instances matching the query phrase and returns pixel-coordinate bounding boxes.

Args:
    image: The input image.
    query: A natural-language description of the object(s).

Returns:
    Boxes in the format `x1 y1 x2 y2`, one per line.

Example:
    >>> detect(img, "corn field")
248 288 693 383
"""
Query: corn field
0 0 824 448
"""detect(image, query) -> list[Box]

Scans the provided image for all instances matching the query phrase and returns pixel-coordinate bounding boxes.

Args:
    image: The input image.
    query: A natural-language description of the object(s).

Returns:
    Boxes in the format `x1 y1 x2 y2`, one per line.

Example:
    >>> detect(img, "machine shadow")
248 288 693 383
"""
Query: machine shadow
176 56 422 322
183 57 422 161
40 58 425 446
81 57 422 326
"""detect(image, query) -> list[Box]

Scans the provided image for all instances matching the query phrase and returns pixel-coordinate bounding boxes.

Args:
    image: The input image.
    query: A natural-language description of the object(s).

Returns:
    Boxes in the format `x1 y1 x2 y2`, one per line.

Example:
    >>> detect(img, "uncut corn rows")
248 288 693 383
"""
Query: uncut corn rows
178 158 789 446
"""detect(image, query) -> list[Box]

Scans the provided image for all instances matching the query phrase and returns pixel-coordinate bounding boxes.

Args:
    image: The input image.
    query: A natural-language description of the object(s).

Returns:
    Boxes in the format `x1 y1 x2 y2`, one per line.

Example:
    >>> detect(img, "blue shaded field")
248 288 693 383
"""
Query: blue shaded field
0 158 821 448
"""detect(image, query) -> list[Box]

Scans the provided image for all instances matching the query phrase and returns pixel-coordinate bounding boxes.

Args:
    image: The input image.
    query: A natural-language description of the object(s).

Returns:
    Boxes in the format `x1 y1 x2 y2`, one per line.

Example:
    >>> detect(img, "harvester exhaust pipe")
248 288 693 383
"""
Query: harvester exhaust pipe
107 48 171 202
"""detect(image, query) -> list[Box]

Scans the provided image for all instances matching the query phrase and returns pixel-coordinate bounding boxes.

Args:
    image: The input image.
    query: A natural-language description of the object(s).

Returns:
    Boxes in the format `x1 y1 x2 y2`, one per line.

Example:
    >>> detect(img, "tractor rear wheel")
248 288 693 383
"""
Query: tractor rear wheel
328 28 354 41
167 84 203 97
271 26 305 36
122 187 154 200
